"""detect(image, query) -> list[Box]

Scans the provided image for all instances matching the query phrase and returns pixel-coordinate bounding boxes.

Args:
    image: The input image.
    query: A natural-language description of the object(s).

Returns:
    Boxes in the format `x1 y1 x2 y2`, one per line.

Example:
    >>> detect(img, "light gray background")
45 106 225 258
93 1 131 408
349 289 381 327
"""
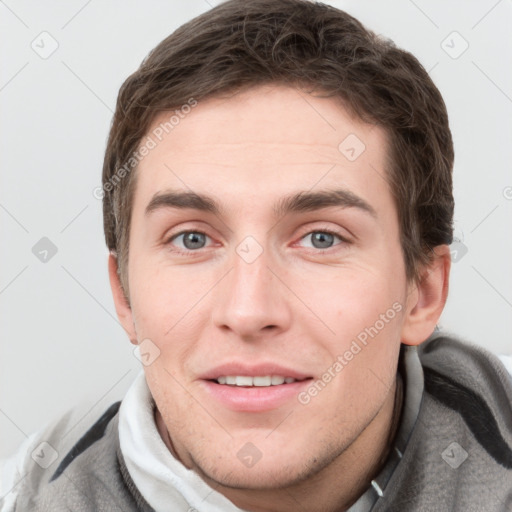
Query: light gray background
1 0 511 459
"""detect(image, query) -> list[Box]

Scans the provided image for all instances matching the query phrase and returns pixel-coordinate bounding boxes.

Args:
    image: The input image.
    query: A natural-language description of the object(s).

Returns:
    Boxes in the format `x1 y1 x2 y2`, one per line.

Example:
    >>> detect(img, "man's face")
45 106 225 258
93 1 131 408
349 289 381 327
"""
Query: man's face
123 85 415 488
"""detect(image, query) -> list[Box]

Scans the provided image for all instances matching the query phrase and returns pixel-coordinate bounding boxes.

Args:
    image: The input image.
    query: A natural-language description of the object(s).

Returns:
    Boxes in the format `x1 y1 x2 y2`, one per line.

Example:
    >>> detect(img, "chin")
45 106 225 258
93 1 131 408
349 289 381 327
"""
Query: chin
191 443 341 491
197 462 304 490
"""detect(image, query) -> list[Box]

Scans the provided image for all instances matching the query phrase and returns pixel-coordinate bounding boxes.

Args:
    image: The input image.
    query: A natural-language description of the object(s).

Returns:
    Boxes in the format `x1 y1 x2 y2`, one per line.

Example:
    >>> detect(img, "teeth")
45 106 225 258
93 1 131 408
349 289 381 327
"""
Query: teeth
236 376 253 386
215 375 298 386
253 376 271 386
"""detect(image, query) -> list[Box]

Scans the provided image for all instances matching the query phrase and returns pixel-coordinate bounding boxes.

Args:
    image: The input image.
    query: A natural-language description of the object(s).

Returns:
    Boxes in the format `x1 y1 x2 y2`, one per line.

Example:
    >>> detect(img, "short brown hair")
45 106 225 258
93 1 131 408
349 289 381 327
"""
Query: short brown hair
102 0 454 299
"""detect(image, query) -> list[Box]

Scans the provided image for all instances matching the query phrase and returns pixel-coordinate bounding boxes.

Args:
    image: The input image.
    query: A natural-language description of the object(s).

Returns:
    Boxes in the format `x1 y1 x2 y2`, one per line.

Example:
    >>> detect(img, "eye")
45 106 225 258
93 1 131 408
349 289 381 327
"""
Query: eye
168 231 212 252
298 230 346 250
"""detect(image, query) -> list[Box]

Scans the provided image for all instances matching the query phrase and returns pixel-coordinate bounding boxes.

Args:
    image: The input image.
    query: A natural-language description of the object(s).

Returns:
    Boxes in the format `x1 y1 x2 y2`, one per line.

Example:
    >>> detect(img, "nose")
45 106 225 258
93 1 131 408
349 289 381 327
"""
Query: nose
211 243 292 340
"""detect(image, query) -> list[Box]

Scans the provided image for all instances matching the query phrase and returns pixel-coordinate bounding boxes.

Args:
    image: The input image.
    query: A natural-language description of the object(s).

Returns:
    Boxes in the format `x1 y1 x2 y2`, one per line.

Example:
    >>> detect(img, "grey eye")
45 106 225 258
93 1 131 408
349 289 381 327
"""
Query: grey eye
174 231 208 250
306 231 337 249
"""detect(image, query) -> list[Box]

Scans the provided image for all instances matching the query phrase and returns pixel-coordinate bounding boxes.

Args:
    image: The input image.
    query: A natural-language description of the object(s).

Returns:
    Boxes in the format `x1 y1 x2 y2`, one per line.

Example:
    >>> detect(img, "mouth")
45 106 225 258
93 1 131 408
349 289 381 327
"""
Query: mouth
213 375 307 387
199 365 314 412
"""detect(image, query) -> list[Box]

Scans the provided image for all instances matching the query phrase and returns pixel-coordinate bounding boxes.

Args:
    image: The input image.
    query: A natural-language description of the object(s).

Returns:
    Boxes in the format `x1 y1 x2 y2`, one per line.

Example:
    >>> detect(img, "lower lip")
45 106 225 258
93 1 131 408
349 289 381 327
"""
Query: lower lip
200 379 312 412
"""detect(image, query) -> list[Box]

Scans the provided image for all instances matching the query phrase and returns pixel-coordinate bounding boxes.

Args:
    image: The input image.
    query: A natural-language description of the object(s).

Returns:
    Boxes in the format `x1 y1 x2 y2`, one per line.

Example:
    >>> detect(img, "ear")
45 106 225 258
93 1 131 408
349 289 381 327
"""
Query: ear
108 253 138 345
400 244 451 346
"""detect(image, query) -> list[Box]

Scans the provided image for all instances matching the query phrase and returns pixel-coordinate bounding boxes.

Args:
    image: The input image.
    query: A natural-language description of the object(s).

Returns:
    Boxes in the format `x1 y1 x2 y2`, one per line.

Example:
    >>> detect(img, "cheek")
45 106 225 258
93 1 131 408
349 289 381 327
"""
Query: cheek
315 271 405 387
144 364 192 437
315 268 404 330
129 265 216 382
130 261 206 331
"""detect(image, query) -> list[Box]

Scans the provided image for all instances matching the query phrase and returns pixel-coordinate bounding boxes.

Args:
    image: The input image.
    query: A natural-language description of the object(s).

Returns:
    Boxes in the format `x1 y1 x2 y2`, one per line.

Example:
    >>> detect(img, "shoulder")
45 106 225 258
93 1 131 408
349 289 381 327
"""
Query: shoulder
1 400 121 511
418 332 512 388
418 332 512 466
380 333 512 509
418 332 512 409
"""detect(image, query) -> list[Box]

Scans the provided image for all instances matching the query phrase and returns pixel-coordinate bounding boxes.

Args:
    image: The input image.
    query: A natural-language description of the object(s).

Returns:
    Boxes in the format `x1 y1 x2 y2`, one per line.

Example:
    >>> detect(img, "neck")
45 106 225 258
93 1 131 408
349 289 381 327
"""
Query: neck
155 372 404 512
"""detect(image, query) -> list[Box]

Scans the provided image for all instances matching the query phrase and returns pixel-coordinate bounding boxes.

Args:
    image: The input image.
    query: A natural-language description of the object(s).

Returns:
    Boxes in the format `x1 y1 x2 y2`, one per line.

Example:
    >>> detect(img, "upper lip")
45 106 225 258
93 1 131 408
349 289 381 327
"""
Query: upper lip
199 362 312 381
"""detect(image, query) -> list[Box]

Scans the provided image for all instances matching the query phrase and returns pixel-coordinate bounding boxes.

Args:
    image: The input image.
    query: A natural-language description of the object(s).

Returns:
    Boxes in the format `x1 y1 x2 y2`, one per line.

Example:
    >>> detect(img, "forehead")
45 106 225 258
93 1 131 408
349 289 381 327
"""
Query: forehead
133 84 393 218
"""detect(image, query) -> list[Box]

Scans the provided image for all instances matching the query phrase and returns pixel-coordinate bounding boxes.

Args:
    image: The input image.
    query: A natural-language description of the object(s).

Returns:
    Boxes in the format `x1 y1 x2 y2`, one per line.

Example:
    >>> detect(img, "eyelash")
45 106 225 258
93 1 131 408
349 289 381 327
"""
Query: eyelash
165 228 350 256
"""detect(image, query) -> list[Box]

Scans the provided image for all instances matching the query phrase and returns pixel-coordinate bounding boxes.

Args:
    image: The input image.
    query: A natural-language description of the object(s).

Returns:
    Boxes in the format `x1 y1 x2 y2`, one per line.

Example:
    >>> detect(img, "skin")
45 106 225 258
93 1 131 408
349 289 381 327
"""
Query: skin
109 84 450 512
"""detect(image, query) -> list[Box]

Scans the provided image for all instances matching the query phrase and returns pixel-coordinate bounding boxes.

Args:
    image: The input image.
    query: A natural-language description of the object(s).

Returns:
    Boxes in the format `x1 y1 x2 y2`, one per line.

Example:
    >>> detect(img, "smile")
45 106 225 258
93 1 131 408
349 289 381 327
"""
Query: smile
215 375 302 386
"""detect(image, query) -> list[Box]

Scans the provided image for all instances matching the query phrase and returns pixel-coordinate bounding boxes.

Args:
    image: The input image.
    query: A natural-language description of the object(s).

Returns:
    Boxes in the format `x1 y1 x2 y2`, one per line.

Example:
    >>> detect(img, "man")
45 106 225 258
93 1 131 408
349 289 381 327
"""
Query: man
3 0 512 510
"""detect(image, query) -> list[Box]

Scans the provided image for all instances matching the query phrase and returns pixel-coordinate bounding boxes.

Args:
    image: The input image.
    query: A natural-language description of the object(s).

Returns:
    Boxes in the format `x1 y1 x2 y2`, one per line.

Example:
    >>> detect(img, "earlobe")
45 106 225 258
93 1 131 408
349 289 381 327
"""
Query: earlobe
108 253 138 345
400 245 451 346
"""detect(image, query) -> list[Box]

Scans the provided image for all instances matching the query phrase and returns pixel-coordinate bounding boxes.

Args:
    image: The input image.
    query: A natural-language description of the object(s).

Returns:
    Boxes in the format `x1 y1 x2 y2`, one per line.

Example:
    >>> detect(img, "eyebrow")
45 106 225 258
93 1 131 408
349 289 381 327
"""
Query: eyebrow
145 188 377 219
